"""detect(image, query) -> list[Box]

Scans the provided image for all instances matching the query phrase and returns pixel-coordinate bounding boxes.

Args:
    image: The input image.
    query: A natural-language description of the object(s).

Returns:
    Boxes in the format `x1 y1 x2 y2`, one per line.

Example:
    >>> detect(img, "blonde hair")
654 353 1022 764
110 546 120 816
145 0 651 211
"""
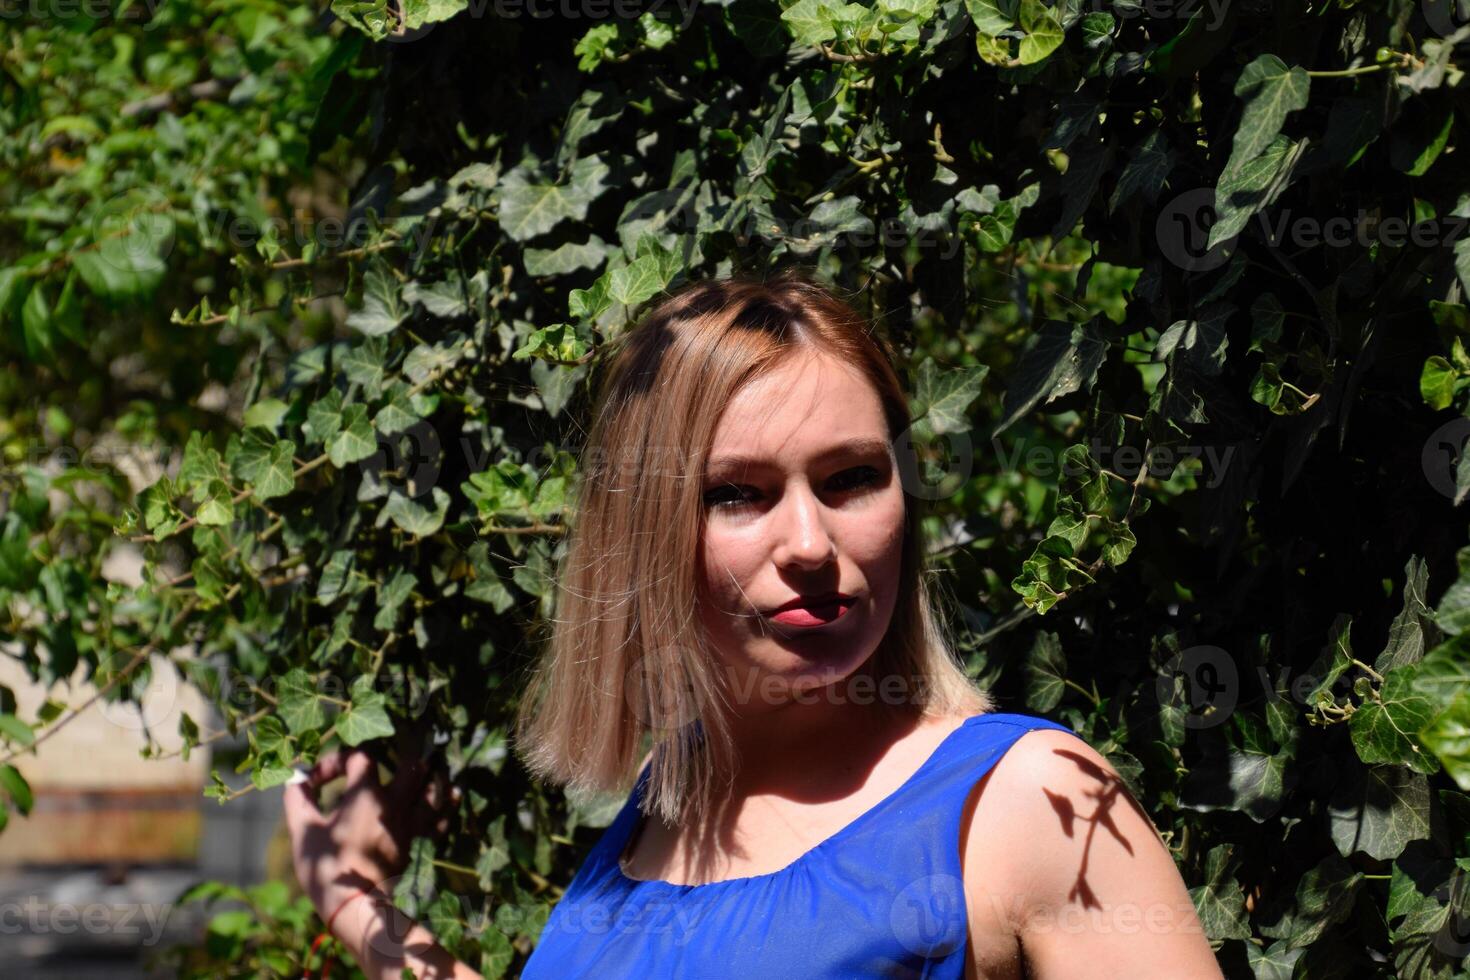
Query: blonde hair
512 269 993 829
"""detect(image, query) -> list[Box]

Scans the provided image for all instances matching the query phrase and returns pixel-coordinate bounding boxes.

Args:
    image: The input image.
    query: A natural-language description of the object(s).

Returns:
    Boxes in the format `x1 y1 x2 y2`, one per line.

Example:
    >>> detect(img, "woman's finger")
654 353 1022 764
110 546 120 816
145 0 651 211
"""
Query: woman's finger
343 749 378 787
418 770 457 838
422 769 450 811
307 750 349 795
281 782 326 843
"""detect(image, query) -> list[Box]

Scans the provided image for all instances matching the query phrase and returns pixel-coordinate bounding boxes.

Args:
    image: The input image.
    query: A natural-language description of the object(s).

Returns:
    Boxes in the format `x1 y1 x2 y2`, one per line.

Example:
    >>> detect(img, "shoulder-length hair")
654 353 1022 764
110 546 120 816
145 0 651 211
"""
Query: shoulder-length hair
512 268 993 829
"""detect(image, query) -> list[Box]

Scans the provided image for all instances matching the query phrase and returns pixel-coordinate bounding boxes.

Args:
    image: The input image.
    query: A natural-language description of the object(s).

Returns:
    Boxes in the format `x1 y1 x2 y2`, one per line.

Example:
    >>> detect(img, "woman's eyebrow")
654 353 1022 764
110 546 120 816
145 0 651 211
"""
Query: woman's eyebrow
705 437 892 474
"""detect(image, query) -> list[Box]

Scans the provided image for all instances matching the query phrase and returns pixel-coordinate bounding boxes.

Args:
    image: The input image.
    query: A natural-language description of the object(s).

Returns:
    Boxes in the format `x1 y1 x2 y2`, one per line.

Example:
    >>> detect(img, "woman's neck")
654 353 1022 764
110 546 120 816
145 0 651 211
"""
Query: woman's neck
720 691 920 800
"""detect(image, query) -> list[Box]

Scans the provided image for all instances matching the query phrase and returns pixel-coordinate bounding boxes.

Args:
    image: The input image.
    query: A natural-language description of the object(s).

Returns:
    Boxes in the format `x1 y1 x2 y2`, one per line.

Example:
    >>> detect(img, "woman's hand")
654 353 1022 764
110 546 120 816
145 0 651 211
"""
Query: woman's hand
277 731 479 975
282 741 467 978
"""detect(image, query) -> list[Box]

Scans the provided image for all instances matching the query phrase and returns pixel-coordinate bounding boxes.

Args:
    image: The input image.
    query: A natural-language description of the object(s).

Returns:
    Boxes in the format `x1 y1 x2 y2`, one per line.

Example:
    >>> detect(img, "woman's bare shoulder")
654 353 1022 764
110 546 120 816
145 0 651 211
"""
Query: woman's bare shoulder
993 726 1123 796
962 727 1157 885
960 728 1221 978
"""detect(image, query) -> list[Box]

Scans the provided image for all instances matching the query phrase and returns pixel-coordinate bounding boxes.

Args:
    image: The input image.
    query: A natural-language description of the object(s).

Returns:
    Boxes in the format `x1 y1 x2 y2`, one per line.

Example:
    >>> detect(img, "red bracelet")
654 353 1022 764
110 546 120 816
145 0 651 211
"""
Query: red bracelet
303 889 375 980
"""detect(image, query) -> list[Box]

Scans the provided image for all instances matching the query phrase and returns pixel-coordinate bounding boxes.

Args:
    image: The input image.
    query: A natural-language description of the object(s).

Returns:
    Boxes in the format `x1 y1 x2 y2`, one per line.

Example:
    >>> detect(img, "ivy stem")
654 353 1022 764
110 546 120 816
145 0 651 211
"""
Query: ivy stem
432 859 478 877
1064 677 1102 706
821 43 881 64
0 595 202 766
150 705 271 761
264 235 403 272
478 522 566 537
133 455 329 543
1306 64 1392 77
974 603 1038 647
1349 658 1385 682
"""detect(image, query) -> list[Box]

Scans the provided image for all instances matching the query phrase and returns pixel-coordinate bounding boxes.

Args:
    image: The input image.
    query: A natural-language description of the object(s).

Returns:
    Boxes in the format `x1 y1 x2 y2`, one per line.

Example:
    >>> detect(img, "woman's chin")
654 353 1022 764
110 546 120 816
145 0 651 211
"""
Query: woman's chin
722 647 874 703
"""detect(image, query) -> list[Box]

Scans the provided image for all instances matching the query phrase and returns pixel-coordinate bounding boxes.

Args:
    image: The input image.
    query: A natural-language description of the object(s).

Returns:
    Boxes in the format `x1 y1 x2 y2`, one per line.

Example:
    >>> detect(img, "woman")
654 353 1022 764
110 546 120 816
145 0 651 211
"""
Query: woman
283 272 1224 979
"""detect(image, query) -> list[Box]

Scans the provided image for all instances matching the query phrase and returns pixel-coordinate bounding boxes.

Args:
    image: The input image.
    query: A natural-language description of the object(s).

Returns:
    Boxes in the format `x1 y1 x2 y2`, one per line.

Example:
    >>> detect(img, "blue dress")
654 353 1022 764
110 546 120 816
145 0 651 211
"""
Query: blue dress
521 711 1078 979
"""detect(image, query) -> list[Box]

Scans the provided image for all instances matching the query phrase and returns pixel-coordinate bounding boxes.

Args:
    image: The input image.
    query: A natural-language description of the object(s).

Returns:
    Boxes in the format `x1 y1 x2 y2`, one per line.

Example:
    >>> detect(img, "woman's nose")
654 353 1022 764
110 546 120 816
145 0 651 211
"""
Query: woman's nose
772 482 837 569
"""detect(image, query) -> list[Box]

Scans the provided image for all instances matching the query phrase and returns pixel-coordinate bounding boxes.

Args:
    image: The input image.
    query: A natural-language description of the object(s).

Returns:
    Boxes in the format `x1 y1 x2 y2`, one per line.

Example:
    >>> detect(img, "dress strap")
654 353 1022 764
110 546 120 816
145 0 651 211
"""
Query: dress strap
816 711 1081 961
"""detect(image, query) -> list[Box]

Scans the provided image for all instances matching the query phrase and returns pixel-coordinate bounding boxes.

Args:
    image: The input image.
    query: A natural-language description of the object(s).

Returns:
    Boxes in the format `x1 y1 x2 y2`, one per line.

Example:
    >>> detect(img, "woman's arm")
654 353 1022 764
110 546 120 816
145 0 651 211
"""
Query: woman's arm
320 885 483 980
282 748 483 980
961 729 1225 979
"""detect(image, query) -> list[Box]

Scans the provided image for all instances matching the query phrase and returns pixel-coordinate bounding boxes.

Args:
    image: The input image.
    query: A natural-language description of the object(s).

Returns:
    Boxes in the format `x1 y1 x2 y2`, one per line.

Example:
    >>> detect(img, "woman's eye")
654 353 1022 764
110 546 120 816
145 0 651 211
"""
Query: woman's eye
702 467 881 510
827 465 881 493
702 483 758 509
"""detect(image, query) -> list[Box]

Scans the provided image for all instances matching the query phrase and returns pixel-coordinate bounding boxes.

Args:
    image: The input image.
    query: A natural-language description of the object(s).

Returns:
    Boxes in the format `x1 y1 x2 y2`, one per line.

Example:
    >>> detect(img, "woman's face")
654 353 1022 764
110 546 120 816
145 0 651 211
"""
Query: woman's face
696 347 907 711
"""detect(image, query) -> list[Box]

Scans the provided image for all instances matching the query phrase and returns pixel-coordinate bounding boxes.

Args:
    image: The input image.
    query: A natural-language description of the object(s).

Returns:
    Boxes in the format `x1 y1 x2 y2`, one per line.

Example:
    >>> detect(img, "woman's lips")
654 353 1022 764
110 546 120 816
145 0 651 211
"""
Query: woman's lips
768 598 856 628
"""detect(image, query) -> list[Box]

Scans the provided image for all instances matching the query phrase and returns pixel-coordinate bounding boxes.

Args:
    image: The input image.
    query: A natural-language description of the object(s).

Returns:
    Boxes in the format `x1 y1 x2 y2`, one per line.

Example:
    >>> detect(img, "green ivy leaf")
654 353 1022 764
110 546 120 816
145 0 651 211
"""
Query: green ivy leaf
1023 631 1066 711
0 714 35 747
242 398 289 430
1209 134 1303 249
1226 55 1310 170
338 678 396 747
513 323 590 364
479 926 515 980
403 279 468 319
1245 939 1303 978
0 764 34 815
465 542 516 613
993 320 1107 436
910 357 988 437
496 156 610 242
1015 0 1063 65
231 429 297 500
394 835 437 918
962 0 1014 35
328 403 376 468
317 549 360 604
1189 844 1252 940
781 0 845 46
180 432 228 489
1420 694 1470 791
1351 669 1439 774
347 265 408 337
1328 764 1433 861
522 235 610 277
251 760 296 790
374 569 417 631
1258 854 1363 948
305 388 345 445
193 479 236 526
1011 534 1095 614
1420 356 1458 410
278 668 326 735
373 385 424 435
381 487 450 538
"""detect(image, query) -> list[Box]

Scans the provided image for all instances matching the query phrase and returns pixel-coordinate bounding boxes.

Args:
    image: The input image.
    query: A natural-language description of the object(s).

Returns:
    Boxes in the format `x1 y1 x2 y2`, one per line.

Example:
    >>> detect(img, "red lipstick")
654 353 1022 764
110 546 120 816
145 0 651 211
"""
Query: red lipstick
765 592 856 628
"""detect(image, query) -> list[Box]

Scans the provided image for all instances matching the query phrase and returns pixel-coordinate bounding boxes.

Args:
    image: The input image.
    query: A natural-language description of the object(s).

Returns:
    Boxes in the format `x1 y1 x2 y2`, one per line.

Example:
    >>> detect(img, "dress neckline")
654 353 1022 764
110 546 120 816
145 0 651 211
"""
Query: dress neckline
612 711 991 892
